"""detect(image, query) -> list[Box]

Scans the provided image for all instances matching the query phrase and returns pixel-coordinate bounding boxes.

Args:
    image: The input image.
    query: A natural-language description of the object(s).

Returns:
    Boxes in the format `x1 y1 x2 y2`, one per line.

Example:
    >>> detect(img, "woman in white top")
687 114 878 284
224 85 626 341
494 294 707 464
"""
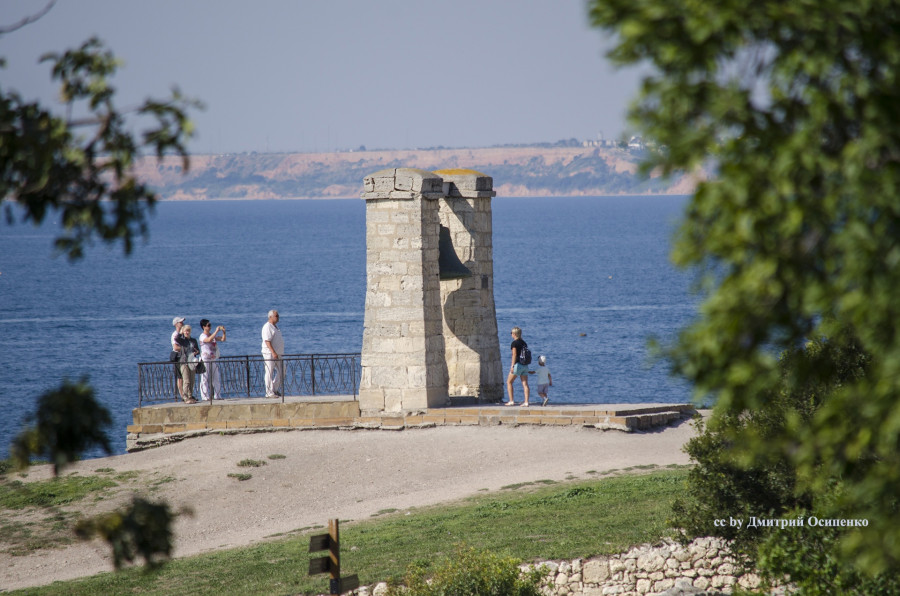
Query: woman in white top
198 318 226 401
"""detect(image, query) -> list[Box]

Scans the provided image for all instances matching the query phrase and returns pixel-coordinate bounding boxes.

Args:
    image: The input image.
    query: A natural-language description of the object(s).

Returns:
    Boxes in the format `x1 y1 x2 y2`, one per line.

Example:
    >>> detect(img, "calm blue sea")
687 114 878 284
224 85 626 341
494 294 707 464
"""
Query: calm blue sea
0 196 697 458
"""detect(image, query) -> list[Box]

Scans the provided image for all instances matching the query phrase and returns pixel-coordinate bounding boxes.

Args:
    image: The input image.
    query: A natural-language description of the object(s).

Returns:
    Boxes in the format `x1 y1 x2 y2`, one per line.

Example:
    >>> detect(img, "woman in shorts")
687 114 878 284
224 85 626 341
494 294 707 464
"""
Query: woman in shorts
505 326 531 406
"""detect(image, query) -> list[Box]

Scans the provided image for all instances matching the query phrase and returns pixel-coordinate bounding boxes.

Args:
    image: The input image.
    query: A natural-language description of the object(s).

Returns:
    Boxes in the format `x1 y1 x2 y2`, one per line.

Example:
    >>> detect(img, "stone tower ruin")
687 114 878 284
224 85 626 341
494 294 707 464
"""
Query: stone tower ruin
359 168 503 414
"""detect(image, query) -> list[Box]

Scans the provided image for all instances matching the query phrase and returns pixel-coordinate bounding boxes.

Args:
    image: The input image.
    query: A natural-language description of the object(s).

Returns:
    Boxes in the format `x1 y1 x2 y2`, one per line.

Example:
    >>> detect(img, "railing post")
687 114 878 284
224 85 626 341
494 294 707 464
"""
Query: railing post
138 365 143 407
245 356 251 397
311 355 317 396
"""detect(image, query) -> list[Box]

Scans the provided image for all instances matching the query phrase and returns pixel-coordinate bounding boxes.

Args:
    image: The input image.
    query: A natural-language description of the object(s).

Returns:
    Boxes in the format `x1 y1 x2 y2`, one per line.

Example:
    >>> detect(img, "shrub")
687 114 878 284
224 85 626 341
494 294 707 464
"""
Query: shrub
670 332 868 556
11 379 112 476
75 497 187 570
237 459 266 468
671 330 900 591
389 544 547 596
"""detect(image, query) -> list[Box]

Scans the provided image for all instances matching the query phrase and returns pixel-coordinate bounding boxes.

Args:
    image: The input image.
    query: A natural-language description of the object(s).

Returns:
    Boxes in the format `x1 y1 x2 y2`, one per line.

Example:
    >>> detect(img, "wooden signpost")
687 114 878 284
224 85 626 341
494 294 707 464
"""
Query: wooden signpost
308 519 359 594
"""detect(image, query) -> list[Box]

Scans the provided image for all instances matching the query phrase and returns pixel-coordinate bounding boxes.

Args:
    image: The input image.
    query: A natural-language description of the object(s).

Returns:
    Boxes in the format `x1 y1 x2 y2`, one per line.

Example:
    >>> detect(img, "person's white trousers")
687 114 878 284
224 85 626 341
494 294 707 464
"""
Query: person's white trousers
263 352 283 397
199 358 222 401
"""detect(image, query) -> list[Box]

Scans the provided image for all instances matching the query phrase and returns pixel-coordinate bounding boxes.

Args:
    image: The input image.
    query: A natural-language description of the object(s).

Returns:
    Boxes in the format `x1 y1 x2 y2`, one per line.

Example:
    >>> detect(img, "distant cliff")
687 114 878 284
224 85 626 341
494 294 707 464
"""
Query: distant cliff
134 145 704 200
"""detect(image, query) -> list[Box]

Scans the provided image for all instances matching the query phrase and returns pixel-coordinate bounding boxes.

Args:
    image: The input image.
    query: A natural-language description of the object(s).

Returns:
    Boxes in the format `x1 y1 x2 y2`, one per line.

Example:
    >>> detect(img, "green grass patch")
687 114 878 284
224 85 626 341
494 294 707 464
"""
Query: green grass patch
11 469 689 596
500 479 557 490
1 514 80 555
0 475 117 510
227 473 252 481
236 459 267 468
0 475 120 557
267 454 286 460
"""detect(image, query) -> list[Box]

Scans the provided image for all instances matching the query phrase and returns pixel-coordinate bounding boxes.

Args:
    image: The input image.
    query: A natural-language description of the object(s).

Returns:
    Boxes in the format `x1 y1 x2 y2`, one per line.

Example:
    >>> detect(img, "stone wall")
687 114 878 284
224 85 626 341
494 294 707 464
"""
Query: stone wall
358 168 448 413
127 402 695 451
530 537 764 595
434 169 502 400
349 537 775 596
359 168 502 414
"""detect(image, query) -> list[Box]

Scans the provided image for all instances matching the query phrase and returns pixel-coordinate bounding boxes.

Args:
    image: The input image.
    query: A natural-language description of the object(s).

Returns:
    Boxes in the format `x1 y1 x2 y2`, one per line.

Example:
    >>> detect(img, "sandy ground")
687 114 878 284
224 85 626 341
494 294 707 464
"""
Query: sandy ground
0 421 699 591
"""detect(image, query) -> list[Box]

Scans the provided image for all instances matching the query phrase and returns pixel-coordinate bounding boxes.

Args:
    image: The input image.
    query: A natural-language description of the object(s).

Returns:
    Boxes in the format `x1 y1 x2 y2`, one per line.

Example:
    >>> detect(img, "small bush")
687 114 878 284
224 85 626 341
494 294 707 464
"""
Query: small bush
237 459 266 468
11 379 112 476
228 473 252 481
388 544 547 596
75 496 185 570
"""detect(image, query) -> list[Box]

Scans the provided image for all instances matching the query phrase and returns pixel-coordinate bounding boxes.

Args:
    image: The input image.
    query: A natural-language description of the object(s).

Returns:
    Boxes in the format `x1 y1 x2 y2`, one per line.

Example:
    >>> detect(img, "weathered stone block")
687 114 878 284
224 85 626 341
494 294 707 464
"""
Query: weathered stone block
738 573 761 589
373 176 394 192
584 560 611 582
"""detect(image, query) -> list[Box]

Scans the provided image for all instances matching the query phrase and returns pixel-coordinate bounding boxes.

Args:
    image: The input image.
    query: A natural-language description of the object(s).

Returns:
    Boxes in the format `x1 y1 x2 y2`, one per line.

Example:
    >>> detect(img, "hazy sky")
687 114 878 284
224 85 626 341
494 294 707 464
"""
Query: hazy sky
2 0 645 154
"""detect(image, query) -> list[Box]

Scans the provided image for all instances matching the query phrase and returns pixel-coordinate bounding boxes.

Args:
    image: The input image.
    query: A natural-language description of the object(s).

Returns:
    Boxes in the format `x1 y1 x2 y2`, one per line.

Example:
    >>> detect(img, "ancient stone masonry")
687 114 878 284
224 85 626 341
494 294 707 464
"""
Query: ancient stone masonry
342 537 781 596
434 169 503 400
359 168 503 414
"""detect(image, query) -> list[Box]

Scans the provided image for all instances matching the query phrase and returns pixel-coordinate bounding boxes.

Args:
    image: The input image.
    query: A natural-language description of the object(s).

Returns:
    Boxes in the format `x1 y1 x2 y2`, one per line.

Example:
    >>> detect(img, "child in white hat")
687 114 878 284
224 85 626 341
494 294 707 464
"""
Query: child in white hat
534 355 552 406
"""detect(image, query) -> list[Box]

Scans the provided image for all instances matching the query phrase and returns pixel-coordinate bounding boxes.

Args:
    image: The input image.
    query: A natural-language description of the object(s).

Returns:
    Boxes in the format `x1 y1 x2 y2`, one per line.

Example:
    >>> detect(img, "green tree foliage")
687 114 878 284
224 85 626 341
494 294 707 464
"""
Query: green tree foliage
2 7 199 571
669 332 898 591
75 496 188 570
1 35 200 259
388 544 547 596
11 379 112 476
589 0 900 581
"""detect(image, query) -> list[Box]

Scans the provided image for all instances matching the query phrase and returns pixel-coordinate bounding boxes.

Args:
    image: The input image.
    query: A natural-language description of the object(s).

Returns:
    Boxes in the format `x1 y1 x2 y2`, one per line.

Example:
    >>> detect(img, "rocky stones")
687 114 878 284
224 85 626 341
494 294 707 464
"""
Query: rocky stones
333 536 780 596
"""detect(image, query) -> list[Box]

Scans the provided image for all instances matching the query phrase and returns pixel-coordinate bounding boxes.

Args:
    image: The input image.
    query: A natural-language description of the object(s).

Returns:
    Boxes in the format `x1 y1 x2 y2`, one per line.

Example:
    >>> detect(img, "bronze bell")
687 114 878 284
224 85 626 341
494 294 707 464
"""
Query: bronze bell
438 225 472 280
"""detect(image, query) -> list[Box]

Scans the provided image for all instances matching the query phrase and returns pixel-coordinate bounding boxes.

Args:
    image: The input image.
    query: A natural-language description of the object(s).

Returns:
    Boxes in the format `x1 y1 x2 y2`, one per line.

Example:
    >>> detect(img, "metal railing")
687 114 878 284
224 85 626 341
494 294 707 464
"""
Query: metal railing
137 353 361 406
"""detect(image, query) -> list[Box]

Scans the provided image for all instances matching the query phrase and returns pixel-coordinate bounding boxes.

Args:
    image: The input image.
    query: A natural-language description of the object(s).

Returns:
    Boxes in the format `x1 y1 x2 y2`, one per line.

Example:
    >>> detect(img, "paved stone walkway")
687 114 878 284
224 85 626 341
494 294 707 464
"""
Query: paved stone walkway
127 398 695 451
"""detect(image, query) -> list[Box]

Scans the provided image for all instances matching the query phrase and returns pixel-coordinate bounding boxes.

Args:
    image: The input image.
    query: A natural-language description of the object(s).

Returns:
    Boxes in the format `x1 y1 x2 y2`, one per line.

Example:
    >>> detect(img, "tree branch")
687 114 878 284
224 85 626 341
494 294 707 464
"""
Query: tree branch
0 0 57 35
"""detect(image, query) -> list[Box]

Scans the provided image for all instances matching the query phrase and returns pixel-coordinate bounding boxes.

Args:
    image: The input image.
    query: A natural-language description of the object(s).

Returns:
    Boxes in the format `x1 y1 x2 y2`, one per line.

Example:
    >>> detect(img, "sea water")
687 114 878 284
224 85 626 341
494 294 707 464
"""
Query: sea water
0 196 698 458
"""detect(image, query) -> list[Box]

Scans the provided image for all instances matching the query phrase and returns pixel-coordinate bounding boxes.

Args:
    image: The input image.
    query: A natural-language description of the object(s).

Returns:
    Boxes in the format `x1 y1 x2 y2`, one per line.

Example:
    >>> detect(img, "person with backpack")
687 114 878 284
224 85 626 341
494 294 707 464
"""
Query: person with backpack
505 326 531 406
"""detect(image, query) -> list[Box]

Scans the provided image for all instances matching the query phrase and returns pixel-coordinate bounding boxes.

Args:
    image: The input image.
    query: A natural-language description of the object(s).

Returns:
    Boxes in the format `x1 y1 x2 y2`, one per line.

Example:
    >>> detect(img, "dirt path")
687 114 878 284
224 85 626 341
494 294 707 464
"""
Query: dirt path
0 421 699 591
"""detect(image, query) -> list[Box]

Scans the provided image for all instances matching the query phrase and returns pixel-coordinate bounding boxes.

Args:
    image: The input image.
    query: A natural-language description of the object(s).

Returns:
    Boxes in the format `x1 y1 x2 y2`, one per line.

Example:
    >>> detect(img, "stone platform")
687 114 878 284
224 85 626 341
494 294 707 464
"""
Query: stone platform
126 397 696 452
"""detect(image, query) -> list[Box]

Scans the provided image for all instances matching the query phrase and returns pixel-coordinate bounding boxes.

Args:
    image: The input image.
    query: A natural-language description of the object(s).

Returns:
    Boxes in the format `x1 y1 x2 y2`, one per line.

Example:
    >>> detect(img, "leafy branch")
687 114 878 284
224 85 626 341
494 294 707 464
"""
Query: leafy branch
1 37 202 259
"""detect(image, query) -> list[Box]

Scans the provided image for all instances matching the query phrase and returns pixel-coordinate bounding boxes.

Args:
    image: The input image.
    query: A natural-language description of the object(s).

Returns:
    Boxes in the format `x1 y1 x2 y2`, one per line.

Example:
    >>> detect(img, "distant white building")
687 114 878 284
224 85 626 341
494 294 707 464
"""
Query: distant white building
583 132 615 148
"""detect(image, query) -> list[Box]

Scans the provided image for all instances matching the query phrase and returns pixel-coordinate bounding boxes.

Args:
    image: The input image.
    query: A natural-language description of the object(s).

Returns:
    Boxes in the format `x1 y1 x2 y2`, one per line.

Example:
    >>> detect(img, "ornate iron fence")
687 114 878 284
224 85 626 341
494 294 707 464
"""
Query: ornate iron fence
137 353 360 406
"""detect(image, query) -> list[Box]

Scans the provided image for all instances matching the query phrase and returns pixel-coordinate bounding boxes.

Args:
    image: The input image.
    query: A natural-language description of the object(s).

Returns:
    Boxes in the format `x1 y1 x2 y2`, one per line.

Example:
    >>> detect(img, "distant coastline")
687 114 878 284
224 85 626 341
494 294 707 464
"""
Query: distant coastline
135 145 706 200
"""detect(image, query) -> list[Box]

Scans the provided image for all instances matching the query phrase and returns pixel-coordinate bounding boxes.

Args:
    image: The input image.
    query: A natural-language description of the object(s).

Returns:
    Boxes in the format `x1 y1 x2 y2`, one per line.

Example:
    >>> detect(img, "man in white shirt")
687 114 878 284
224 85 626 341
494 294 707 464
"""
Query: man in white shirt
261 310 285 397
